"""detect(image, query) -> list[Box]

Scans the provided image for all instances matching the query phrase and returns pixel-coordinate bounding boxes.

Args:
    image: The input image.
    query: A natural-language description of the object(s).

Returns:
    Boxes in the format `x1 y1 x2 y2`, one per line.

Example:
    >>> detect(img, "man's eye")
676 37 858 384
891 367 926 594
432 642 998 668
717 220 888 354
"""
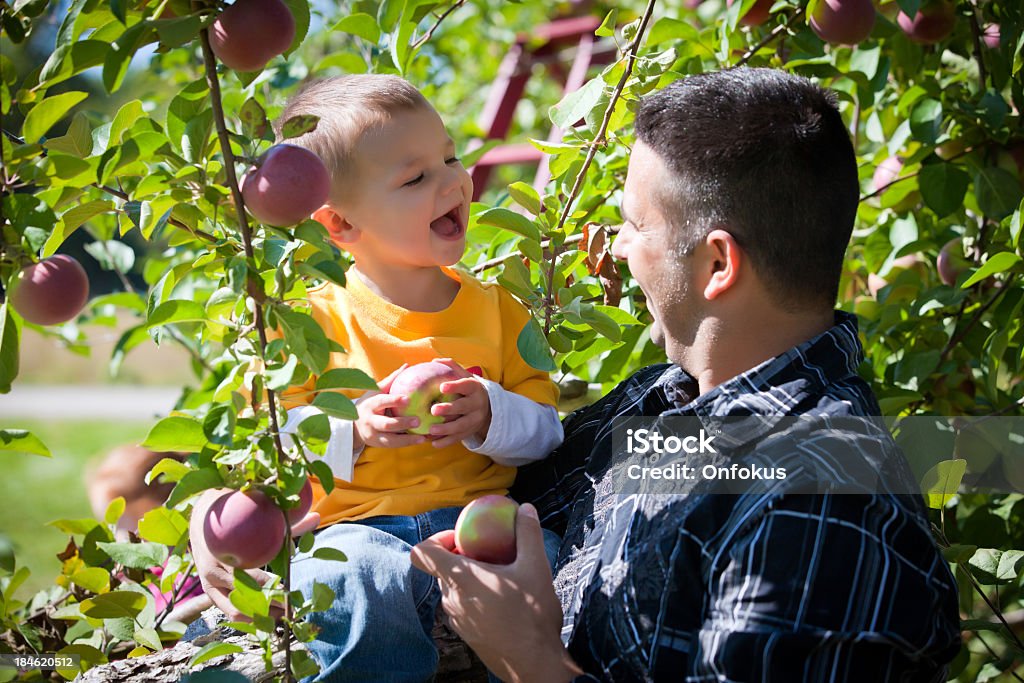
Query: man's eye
403 174 424 187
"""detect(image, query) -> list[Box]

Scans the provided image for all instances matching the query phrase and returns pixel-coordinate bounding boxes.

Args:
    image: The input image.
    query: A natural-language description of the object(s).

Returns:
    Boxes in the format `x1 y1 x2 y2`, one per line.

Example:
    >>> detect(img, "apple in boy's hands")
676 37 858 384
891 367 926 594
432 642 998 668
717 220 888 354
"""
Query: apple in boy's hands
454 495 519 564
202 489 286 569
387 361 465 435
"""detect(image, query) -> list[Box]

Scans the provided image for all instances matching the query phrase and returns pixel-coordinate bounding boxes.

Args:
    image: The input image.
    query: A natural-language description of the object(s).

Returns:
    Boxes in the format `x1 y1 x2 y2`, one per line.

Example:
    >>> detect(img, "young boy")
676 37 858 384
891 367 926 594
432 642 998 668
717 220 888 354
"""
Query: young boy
188 75 563 681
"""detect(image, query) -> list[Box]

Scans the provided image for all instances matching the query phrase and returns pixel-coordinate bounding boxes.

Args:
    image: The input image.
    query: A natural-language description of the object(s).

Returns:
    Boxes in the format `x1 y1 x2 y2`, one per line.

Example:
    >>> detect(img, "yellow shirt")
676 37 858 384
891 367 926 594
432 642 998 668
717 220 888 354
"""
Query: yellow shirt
289 267 558 524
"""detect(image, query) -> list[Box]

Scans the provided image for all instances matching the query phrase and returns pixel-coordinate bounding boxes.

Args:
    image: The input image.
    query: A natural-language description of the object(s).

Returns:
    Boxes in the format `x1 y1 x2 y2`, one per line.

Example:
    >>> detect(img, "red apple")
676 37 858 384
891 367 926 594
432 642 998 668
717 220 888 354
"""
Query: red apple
454 495 519 564
727 0 774 26
937 238 970 286
872 155 903 193
897 0 956 44
388 361 462 436
241 144 331 227
209 0 295 72
982 23 1000 49
10 254 89 326
202 489 286 569
810 0 875 45
285 478 313 526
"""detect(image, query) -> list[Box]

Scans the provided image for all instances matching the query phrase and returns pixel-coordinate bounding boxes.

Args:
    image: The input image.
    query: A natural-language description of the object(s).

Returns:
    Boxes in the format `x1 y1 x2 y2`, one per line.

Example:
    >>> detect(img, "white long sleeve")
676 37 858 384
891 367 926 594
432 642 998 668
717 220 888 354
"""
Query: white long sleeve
279 405 363 482
462 378 564 467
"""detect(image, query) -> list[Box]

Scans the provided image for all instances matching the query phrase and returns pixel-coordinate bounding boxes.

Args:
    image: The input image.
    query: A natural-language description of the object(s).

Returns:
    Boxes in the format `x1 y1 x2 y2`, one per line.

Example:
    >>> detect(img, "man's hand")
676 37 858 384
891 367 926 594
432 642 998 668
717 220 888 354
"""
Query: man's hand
426 358 492 448
410 504 583 683
189 488 320 622
354 364 427 450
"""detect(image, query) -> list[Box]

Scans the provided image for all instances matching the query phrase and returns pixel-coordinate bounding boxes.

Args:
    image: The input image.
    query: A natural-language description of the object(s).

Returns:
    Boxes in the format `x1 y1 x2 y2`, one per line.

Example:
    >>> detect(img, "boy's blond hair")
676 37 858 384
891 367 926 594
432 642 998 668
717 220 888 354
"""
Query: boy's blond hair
274 74 430 187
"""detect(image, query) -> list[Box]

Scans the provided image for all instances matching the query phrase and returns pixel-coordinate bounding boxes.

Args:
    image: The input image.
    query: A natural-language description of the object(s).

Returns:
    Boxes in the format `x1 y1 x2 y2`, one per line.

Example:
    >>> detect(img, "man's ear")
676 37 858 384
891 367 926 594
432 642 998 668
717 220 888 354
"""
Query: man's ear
313 204 360 247
702 229 741 300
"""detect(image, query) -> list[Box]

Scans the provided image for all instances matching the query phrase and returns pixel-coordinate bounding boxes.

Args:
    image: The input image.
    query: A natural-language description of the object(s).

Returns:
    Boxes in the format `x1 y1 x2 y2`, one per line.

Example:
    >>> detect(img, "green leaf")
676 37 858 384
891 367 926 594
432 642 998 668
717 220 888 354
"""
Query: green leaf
282 0 310 57
596 9 617 37
0 303 20 394
960 252 1021 288
919 164 968 218
70 567 111 593
280 114 319 140
507 182 541 215
85 240 136 273
312 547 348 562
316 368 378 392
96 541 168 570
80 590 148 619
166 467 223 508
909 98 942 145
133 626 161 651
142 416 208 452
103 21 157 93
475 207 540 241
39 39 107 88
647 16 698 46
549 77 604 130
229 568 270 616
188 642 245 669
919 458 967 509
56 644 107 678
239 98 269 139
42 110 93 156
203 405 236 446
277 308 330 375
136 506 189 546
311 392 358 420
22 91 89 143
333 12 380 42
517 318 556 372
147 300 208 328
580 304 622 342
974 167 1023 220
297 257 347 287
968 548 1024 585
0 429 50 457
154 13 204 47
308 460 335 495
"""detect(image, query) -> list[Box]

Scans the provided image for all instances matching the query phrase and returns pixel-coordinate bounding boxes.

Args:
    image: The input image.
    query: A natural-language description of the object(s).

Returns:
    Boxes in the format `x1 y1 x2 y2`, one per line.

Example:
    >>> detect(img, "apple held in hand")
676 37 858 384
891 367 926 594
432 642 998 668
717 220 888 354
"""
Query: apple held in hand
209 0 295 72
388 361 464 436
202 489 286 569
454 495 519 564
241 144 331 227
10 254 90 326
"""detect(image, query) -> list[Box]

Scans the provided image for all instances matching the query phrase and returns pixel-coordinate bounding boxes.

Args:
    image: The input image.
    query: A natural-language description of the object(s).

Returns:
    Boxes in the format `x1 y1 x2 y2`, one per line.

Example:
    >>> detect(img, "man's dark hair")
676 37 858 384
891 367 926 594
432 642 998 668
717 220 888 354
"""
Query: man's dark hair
634 67 859 311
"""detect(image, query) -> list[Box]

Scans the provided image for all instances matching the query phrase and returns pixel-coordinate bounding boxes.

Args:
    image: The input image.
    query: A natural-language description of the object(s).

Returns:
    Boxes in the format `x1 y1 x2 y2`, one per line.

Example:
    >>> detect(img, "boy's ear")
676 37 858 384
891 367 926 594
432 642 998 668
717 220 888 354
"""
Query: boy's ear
313 204 360 246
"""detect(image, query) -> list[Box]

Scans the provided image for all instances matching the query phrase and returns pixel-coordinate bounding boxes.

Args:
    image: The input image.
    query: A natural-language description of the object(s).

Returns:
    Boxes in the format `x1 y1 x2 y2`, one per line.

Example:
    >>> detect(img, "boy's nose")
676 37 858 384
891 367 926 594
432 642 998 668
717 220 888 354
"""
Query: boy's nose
441 165 466 195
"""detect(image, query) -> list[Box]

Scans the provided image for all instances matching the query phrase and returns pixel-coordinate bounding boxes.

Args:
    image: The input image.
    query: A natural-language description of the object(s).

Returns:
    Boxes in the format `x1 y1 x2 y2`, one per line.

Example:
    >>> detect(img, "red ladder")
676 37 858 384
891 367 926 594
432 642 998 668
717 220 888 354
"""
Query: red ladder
469 15 617 201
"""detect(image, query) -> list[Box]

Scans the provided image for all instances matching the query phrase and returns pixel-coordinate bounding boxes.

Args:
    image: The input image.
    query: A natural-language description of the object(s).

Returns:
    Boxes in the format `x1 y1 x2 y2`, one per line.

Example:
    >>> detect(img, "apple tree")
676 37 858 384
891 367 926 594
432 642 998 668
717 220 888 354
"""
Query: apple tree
1 0 1023 680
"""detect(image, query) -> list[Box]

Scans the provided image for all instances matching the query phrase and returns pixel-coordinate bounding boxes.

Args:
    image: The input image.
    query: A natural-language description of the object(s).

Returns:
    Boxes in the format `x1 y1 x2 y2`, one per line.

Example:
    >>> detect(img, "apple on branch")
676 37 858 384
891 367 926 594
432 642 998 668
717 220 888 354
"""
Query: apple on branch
10 254 90 326
897 0 957 44
810 0 876 46
241 144 332 227
209 0 296 72
202 489 287 569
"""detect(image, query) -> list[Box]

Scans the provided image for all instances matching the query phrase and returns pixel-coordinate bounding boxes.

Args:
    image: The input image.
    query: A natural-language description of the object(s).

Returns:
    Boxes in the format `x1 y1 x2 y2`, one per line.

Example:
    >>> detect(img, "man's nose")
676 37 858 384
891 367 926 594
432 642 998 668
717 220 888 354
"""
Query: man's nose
610 228 629 260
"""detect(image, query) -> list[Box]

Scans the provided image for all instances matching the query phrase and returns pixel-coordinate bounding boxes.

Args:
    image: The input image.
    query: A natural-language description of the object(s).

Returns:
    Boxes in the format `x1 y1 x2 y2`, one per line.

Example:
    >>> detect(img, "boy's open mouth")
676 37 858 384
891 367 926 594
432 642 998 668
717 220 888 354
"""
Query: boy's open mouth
430 206 464 241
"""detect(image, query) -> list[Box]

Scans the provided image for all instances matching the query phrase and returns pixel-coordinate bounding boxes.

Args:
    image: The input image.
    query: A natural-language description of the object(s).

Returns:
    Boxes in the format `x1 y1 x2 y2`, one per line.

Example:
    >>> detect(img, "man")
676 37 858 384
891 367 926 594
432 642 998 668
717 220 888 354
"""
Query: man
411 68 961 681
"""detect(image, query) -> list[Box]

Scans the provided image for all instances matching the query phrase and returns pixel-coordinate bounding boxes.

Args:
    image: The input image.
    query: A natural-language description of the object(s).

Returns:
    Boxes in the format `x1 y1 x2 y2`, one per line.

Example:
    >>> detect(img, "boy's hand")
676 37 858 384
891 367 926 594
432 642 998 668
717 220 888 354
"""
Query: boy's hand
427 358 492 448
354 364 427 450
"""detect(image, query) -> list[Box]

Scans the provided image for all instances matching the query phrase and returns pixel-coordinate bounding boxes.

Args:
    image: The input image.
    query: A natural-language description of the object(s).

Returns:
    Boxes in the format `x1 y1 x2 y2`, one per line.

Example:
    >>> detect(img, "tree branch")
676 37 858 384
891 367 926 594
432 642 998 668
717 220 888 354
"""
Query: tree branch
734 7 804 68
542 0 657 333
411 0 467 50
198 25 294 682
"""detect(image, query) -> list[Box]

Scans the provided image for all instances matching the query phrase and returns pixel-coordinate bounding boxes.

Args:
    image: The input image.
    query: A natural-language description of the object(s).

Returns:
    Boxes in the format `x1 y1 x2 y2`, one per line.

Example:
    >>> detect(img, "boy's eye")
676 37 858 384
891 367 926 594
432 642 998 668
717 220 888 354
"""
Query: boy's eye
445 157 460 165
403 173 424 187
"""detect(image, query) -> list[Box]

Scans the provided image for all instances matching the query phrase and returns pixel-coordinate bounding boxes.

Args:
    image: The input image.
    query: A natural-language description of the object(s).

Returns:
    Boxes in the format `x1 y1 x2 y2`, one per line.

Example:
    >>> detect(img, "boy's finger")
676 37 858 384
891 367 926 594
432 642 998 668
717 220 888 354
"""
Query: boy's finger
438 377 482 396
376 432 427 449
366 393 409 412
369 413 420 433
434 358 472 378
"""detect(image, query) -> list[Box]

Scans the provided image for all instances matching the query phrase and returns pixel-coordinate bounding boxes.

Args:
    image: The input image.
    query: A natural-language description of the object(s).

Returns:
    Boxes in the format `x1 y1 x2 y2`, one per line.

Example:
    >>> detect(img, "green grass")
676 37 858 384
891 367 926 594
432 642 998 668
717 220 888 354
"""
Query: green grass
0 419 154 597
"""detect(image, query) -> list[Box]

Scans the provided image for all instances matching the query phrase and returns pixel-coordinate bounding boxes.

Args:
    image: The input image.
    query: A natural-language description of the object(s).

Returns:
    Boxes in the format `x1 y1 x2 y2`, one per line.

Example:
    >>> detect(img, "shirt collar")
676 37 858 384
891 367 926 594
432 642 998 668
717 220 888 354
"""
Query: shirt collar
665 311 865 447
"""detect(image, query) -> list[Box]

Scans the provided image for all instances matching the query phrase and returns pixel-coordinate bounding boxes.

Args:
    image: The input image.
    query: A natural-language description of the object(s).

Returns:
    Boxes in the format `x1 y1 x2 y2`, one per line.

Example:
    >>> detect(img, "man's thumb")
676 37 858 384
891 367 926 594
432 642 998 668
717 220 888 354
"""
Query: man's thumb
514 503 549 568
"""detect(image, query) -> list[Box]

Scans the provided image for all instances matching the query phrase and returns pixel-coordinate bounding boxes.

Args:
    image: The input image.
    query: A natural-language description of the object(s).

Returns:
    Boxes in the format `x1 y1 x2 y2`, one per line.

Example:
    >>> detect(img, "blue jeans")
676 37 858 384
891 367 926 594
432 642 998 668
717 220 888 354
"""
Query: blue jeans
291 506 561 683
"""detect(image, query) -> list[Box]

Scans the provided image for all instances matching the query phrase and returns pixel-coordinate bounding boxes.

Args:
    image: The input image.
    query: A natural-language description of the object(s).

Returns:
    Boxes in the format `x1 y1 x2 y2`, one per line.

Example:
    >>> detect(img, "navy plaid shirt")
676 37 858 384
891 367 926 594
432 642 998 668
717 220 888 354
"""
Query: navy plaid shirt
511 313 961 682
